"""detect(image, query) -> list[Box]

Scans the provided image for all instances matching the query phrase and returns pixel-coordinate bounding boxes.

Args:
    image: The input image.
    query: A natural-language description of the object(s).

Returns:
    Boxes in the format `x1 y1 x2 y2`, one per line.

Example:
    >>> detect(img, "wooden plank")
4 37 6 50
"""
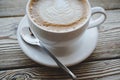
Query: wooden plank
0 0 28 17
87 9 120 61
1 59 120 80
0 17 38 69
0 9 120 69
90 0 120 9
0 0 120 17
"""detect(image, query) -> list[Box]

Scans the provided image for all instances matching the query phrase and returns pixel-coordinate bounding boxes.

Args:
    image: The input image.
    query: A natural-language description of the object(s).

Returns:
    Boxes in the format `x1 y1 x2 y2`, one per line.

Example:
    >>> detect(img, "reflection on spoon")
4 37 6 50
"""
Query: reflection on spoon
20 27 77 80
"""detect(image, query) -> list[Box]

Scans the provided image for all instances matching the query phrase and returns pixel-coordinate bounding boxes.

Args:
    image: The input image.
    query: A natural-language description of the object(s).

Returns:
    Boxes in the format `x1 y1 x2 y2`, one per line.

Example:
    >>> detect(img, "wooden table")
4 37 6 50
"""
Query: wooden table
0 0 120 80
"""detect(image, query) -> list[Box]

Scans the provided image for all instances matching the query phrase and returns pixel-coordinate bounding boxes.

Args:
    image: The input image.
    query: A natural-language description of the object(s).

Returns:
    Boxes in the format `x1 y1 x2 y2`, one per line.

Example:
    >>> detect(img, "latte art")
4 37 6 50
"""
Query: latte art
29 0 89 32
38 0 83 25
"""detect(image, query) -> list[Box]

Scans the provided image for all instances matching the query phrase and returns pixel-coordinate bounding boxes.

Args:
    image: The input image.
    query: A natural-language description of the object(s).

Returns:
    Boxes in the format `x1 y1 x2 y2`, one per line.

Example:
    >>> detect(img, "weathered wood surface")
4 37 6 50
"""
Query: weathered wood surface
0 0 120 17
1 59 120 80
0 0 120 80
89 9 120 61
90 0 120 10
0 0 28 17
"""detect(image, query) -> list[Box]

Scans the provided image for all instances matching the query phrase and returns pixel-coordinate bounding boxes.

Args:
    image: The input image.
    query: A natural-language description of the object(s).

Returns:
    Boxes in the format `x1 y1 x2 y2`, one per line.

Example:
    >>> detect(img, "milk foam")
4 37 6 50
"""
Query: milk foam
29 0 88 32
37 0 83 25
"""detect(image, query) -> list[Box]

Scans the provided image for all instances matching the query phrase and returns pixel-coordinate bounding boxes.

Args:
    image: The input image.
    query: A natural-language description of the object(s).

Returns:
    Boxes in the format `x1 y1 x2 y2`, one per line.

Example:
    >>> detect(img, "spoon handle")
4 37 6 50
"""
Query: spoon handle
38 41 77 80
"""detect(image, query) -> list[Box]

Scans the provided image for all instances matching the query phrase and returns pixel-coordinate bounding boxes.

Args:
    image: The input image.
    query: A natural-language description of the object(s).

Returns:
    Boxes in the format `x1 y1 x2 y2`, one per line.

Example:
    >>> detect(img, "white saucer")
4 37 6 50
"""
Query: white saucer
17 15 98 67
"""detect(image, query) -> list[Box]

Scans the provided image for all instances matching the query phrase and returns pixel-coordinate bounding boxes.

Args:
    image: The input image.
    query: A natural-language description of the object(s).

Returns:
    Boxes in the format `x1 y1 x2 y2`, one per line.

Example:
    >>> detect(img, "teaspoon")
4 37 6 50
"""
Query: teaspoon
20 27 77 80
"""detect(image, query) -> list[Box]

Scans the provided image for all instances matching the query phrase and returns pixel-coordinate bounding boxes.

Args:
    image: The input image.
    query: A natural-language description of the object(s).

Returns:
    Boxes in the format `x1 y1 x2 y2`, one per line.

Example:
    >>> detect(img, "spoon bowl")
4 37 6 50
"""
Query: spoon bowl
21 27 40 45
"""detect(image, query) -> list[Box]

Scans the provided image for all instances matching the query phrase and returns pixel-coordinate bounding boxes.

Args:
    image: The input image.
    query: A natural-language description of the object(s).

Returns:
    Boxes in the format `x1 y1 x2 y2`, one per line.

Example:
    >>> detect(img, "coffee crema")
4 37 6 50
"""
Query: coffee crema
29 0 89 32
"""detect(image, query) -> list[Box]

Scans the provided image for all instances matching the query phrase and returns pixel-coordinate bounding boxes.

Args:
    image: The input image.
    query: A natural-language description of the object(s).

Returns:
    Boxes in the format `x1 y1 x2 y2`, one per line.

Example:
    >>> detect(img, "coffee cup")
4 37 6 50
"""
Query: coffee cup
26 0 106 56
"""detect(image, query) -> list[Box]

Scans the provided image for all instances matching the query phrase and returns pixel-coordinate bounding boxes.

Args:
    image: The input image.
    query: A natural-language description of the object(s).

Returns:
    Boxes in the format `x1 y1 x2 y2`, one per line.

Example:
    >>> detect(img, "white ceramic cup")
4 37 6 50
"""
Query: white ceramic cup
26 0 107 56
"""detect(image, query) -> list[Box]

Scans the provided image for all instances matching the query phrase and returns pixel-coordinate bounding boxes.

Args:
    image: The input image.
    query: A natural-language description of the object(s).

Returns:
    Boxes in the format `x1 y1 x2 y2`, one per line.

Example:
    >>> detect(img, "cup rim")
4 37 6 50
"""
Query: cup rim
26 0 91 33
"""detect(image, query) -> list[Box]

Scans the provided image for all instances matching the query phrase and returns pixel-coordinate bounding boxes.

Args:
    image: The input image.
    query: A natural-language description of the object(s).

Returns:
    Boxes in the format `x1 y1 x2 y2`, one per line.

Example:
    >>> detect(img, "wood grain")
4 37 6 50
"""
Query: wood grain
90 0 120 10
87 9 120 61
1 59 120 80
0 17 38 69
0 9 120 69
0 0 28 17
0 0 120 17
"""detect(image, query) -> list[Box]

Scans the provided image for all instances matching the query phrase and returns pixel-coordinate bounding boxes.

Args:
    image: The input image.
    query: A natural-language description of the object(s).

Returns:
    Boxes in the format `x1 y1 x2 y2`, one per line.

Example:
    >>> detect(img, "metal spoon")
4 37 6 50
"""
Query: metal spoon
20 27 77 80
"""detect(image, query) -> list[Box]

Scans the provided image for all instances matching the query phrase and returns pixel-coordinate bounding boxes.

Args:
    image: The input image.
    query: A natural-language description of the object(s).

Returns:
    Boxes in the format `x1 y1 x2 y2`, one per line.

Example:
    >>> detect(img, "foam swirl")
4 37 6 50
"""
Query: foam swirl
38 0 83 26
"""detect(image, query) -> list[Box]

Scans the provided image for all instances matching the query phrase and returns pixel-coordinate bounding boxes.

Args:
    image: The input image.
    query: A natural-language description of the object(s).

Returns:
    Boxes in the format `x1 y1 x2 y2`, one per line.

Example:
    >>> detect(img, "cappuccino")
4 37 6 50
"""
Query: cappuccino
29 0 89 32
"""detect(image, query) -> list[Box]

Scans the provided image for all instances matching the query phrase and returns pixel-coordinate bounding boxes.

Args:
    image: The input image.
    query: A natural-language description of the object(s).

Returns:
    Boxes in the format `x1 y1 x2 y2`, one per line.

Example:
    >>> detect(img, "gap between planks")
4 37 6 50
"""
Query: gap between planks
1 59 120 80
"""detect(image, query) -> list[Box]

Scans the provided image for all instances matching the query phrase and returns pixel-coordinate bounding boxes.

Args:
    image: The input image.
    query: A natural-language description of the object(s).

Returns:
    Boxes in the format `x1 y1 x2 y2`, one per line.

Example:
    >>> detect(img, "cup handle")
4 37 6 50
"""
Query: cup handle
88 7 107 29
